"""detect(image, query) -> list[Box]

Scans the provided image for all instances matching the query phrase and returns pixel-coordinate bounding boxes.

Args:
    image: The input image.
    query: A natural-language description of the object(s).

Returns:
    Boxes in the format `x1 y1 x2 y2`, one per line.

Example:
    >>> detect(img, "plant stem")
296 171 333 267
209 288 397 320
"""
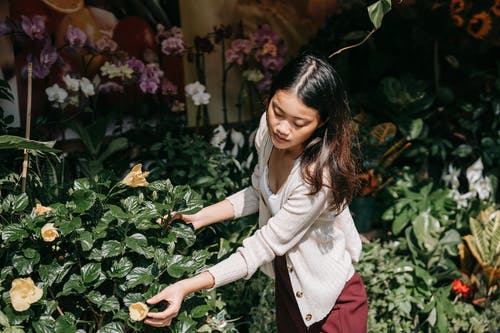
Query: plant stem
328 28 377 58
221 39 228 126
48 288 65 316
21 62 33 193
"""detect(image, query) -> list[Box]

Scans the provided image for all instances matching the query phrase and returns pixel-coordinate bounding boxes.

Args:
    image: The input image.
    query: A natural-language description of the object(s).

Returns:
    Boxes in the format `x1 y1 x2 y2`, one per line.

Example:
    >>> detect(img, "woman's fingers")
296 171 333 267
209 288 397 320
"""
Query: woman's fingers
157 212 184 225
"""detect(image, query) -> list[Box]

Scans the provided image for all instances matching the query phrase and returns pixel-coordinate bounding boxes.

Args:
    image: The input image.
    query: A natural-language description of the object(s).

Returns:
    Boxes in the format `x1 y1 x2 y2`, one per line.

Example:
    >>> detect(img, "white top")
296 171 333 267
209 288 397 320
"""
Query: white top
262 165 284 216
207 112 362 327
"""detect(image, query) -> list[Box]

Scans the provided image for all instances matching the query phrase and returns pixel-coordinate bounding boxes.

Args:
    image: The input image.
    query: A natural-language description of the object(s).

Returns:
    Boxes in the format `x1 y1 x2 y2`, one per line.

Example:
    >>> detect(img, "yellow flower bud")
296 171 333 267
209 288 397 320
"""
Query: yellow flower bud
41 223 59 242
129 302 149 321
121 164 150 187
34 203 52 216
9 277 43 312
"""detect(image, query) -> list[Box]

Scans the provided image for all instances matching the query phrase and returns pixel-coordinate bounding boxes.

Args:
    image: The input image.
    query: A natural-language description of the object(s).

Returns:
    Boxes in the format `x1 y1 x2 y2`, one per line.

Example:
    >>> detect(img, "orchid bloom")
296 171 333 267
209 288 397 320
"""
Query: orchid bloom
45 83 68 104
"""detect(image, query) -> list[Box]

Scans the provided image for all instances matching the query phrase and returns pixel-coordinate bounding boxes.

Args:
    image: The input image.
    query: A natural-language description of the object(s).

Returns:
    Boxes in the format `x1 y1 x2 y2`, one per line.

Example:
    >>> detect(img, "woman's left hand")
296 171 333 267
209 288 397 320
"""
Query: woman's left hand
144 282 187 327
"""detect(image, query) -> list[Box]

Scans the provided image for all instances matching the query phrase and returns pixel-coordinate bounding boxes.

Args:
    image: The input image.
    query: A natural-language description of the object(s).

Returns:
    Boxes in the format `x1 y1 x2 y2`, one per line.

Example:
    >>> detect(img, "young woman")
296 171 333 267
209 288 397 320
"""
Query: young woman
145 53 368 332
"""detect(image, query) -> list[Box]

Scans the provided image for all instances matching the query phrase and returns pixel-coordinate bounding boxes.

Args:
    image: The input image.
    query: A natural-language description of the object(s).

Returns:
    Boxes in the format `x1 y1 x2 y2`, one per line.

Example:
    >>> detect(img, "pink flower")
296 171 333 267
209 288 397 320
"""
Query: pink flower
21 15 45 40
139 63 163 94
96 35 117 52
161 37 185 56
161 79 178 96
225 49 244 65
232 39 254 54
125 58 145 74
66 25 87 48
261 55 284 71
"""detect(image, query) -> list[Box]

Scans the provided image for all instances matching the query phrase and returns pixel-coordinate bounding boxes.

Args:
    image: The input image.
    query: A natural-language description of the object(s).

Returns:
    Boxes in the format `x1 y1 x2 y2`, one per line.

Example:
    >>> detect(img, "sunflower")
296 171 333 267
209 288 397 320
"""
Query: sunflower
492 0 500 17
452 14 464 27
467 11 492 39
450 0 465 14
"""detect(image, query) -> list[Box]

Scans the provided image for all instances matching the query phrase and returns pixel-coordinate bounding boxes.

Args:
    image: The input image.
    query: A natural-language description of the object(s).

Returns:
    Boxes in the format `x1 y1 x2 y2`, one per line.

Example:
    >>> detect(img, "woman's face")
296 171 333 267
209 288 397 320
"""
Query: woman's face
267 90 320 155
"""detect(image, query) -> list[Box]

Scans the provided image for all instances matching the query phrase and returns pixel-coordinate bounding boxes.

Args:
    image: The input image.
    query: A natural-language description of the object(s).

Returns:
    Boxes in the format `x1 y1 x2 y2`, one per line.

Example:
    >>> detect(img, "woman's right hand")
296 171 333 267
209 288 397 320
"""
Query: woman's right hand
156 211 204 230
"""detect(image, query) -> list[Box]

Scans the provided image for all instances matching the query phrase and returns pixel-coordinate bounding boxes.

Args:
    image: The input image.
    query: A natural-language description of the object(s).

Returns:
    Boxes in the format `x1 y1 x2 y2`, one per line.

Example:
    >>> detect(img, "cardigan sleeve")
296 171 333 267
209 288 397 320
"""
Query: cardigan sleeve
225 112 268 218
335 206 362 263
208 182 329 287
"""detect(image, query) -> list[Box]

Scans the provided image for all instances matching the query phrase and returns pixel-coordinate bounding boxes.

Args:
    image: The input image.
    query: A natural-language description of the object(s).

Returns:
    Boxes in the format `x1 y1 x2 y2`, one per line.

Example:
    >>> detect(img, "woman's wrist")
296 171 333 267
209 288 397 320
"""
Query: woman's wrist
176 271 215 296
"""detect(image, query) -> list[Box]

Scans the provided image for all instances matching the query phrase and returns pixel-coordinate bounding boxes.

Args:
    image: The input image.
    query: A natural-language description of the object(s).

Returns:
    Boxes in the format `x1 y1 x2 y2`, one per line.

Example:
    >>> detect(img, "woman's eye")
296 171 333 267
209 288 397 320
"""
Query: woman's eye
294 122 306 128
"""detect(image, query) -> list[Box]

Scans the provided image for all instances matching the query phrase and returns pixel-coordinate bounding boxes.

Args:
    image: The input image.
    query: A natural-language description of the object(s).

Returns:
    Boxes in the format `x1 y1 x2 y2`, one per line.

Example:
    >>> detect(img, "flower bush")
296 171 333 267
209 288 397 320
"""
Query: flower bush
0 166 237 332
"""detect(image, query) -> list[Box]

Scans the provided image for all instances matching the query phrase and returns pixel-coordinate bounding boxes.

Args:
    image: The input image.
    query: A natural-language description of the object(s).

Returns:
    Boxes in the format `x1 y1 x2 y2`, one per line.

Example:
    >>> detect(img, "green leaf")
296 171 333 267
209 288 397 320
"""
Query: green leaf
0 135 59 152
172 312 197 333
125 267 154 289
39 261 74 286
33 317 55 333
101 240 124 258
0 310 9 327
392 210 409 235
54 314 77 333
108 257 133 278
78 231 94 251
191 305 211 318
100 296 120 313
60 274 86 296
96 322 125 333
166 255 197 278
125 233 148 255
12 251 40 275
1 224 28 243
439 229 461 256
122 197 141 215
56 217 82 235
97 137 128 163
413 213 439 252
72 189 97 213
153 248 169 270
172 223 196 248
108 205 129 219
81 263 102 284
367 0 391 29
408 119 423 140
452 144 473 157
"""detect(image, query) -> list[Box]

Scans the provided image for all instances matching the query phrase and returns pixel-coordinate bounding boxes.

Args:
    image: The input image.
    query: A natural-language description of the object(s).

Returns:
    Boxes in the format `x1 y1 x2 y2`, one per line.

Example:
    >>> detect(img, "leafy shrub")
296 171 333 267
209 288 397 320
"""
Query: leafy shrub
0 173 234 332
356 240 492 333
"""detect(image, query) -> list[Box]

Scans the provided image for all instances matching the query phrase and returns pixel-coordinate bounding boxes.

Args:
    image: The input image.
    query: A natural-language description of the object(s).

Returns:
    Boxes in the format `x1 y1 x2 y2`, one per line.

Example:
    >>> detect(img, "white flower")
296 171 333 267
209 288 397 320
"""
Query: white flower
230 129 244 157
191 91 211 105
185 81 205 96
80 77 95 97
210 125 227 150
442 164 460 190
63 75 80 92
45 84 68 104
471 177 493 200
450 189 475 209
241 151 254 170
242 69 264 83
466 158 484 186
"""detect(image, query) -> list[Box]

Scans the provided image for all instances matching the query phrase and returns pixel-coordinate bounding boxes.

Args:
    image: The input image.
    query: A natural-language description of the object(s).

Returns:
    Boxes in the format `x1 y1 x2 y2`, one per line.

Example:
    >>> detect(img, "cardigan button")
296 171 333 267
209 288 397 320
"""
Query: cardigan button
287 265 293 272
295 291 303 298
305 314 312 321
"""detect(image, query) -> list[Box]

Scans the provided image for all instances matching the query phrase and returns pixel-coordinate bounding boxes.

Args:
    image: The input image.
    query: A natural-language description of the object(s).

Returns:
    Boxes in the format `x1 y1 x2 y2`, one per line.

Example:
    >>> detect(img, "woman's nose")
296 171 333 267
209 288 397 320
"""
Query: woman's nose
276 122 290 135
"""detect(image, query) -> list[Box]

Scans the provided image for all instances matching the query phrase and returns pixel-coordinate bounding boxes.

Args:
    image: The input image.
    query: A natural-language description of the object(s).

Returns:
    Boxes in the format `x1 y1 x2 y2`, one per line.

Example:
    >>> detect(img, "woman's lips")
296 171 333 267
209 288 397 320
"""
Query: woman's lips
274 133 288 143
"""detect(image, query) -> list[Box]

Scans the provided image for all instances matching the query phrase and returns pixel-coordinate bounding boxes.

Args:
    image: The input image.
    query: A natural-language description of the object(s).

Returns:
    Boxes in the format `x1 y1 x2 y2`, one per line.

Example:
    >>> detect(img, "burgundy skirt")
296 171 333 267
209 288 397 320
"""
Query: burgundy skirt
274 256 368 333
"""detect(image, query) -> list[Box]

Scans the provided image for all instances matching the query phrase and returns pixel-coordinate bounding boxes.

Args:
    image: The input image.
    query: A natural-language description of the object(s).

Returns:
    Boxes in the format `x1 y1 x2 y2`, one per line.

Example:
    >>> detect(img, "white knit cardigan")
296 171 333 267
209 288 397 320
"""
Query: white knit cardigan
207 113 362 327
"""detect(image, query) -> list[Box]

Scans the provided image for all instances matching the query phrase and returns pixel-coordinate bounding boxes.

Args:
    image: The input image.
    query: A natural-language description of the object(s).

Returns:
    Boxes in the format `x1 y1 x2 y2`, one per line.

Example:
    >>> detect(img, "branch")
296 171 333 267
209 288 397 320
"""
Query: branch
328 28 377 58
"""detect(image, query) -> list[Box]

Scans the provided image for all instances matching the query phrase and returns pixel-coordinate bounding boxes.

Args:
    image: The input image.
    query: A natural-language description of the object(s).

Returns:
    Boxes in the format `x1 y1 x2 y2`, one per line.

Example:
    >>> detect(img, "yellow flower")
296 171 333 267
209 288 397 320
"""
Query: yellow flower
129 302 149 321
121 164 150 187
41 223 59 242
452 14 464 27
34 203 52 216
261 41 277 57
450 0 465 14
9 277 43 312
467 11 492 39
492 0 500 16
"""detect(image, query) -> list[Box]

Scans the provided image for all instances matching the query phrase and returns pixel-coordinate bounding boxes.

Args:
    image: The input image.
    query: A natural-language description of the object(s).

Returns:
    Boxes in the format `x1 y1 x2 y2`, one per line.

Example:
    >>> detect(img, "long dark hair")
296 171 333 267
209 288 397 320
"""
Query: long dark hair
269 52 359 211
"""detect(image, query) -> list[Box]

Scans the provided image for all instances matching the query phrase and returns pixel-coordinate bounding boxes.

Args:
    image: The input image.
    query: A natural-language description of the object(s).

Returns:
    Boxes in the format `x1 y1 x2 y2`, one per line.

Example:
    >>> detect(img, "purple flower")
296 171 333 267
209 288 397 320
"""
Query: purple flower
139 63 163 94
27 41 58 79
126 58 145 74
66 25 87 48
21 15 45 40
225 49 244 65
232 39 254 54
161 36 185 56
99 81 124 93
250 24 280 46
261 55 284 72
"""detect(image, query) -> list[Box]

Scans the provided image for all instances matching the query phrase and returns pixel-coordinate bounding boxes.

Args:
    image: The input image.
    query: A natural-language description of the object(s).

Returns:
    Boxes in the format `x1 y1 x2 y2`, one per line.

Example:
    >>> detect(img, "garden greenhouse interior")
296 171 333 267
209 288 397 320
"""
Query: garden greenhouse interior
0 0 498 332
